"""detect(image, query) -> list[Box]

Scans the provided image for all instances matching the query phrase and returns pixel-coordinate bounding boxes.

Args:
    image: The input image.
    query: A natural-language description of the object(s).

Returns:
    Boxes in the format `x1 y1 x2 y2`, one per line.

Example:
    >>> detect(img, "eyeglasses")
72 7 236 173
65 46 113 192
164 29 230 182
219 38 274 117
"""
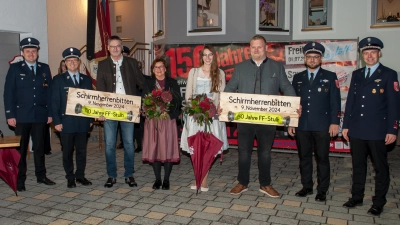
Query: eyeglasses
65 58 79 63
203 53 213 57
154 65 165 69
109 45 122 50
305 55 321 60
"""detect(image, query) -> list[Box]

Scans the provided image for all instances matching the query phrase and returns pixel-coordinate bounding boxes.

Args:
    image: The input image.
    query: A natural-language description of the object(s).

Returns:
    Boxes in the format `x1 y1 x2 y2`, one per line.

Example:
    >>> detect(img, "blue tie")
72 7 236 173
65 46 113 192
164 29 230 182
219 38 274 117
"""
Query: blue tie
73 74 79 87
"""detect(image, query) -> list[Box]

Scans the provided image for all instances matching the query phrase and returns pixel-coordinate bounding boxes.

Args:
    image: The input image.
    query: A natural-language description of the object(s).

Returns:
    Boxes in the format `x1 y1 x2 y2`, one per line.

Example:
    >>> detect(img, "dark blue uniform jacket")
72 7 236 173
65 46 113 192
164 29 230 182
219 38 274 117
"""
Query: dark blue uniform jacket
292 68 341 131
51 72 93 133
343 64 400 140
4 61 52 123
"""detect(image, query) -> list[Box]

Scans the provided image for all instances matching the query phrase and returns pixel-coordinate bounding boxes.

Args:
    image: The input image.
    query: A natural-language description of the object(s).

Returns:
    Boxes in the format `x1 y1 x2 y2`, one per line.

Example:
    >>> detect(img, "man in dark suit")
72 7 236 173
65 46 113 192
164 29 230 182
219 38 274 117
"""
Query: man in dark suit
97 36 148 188
3 37 55 192
51 47 93 188
224 35 296 197
342 37 400 215
288 42 341 202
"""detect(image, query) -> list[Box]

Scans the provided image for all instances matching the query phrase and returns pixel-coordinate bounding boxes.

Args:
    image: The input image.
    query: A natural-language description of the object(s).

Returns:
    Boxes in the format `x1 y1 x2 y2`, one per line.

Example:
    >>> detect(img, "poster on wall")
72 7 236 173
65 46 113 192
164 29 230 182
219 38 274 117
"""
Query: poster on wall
154 40 358 153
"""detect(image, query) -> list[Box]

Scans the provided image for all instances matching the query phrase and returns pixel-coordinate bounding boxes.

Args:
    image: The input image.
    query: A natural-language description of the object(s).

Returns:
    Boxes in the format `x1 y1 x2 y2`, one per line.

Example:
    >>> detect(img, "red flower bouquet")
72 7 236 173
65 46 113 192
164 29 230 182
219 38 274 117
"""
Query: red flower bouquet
182 94 217 129
142 88 173 120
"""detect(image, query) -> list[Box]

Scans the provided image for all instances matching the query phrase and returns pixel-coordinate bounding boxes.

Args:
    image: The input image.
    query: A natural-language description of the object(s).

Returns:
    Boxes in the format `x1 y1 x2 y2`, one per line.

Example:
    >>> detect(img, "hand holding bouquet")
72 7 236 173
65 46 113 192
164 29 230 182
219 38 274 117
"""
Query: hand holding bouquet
182 94 217 130
142 89 173 120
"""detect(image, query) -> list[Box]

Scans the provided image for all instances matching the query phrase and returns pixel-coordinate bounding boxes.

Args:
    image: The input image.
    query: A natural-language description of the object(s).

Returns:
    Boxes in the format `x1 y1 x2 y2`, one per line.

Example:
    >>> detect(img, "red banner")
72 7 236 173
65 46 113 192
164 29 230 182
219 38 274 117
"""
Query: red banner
155 40 358 153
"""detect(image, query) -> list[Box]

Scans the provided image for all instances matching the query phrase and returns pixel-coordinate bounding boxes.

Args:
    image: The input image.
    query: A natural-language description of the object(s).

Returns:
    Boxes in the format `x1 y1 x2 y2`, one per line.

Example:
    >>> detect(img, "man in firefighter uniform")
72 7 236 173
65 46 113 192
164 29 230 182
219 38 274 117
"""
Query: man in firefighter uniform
3 37 55 192
288 42 341 202
342 37 400 216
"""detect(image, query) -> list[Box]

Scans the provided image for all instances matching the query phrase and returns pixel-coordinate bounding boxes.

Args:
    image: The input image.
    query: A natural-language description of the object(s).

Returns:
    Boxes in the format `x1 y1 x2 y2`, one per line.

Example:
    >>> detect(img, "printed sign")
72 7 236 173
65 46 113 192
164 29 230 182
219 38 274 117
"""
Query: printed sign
219 92 300 127
65 88 141 123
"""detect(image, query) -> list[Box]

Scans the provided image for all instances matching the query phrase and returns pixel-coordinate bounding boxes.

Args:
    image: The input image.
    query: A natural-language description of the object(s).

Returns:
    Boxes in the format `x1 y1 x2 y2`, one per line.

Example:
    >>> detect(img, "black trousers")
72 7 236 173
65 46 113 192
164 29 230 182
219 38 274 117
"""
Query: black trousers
295 130 330 192
237 123 276 187
44 125 51 154
350 137 389 207
15 122 47 186
60 132 88 180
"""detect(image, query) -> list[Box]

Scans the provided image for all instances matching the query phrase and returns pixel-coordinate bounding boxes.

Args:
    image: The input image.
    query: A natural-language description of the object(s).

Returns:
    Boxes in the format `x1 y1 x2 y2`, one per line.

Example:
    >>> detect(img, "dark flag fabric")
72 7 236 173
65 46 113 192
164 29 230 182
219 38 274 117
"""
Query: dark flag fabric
0 148 20 195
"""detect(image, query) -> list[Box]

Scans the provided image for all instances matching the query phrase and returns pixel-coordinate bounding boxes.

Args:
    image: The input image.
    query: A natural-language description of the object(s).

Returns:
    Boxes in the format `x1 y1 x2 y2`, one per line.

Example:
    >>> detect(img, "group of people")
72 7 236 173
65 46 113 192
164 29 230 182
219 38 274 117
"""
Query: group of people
4 34 398 216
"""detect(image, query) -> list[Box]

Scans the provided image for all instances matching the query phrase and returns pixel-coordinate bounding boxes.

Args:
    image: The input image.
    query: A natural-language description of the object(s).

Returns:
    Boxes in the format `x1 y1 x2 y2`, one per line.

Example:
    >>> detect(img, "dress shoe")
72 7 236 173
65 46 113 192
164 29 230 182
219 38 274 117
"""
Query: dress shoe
76 178 92 186
230 183 248 195
67 179 76 188
17 186 26 192
37 177 56 185
104 177 116 188
45 151 52 155
343 198 363 208
125 177 137 187
162 180 170 190
153 180 162 189
315 191 327 201
295 188 313 197
368 205 383 216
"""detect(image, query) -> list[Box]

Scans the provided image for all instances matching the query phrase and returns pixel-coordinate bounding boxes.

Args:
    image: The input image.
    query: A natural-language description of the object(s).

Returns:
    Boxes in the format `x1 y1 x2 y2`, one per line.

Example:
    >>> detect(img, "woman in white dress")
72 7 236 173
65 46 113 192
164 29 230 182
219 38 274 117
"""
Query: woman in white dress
181 45 229 191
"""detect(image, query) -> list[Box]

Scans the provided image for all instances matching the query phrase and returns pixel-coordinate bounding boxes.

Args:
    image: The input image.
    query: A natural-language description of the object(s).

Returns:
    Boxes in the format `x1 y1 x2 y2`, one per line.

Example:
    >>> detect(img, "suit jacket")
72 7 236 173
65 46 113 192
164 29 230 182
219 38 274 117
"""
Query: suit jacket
292 68 341 131
96 56 148 95
185 67 226 107
3 61 52 123
224 58 295 96
343 64 400 140
51 72 93 133
144 76 182 120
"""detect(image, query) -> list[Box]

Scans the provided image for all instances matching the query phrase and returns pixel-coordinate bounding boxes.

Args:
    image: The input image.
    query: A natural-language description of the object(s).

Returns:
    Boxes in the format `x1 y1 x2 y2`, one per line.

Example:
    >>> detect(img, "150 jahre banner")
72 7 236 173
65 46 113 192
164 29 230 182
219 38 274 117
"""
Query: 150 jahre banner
65 88 142 123
154 39 358 153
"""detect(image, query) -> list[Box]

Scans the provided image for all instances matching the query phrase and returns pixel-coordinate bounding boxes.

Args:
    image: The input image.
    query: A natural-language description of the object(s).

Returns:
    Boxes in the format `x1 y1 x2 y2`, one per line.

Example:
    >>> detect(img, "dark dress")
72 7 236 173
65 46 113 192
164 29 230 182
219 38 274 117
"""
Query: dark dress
142 76 182 163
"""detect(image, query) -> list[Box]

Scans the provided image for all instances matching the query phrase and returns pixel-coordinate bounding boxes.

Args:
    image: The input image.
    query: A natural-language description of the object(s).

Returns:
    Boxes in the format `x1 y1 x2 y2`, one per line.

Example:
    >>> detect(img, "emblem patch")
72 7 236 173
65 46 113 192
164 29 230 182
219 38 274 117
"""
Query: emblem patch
394 82 399 92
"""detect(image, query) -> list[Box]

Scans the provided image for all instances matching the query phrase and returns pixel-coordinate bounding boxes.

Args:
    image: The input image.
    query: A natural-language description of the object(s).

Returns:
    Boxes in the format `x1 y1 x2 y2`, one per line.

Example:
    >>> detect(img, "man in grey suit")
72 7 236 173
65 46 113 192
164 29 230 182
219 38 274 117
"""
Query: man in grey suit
225 35 296 197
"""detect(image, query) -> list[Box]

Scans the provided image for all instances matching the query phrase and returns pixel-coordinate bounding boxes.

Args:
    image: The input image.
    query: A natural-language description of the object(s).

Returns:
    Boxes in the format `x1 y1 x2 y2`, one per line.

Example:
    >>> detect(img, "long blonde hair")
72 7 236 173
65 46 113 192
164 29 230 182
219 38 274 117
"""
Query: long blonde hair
200 45 220 93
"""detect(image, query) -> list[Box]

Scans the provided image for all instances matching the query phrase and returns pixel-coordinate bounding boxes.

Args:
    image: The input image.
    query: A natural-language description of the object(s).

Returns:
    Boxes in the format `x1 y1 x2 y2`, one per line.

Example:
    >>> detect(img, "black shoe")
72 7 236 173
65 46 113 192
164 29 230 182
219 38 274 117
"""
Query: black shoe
76 178 92 186
295 188 313 197
162 180 170 190
17 186 26 192
104 177 116 188
368 205 383 216
37 177 56 185
135 147 142 153
125 177 137 187
343 198 363 208
45 151 52 155
152 180 162 189
67 179 76 188
315 191 327 202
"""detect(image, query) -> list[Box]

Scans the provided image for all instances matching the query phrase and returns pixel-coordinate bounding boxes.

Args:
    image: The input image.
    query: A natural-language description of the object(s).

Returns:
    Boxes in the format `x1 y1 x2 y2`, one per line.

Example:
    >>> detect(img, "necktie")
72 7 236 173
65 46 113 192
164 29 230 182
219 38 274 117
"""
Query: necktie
73 74 79 87
365 68 370 81
309 72 314 84
31 66 35 76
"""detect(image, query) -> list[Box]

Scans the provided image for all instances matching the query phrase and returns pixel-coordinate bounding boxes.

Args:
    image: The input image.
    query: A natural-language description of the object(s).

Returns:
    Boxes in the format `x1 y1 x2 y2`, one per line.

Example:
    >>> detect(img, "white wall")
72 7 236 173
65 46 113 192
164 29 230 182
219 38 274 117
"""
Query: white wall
0 0 49 63
292 0 400 71
47 0 87 75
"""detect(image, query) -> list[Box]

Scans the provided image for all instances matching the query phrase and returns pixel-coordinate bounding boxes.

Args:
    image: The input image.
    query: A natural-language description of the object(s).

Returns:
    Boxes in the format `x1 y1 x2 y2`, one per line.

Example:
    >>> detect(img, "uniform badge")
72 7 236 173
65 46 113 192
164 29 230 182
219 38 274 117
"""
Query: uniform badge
394 82 399 92
375 79 381 83
324 88 328 92
67 76 70 79
21 63 25 66
297 81 302 84
38 64 41 67
335 80 339 88
380 89 384 94
80 77 83 80
322 79 328 83
372 89 376 94
20 74 25 76
318 88 321 92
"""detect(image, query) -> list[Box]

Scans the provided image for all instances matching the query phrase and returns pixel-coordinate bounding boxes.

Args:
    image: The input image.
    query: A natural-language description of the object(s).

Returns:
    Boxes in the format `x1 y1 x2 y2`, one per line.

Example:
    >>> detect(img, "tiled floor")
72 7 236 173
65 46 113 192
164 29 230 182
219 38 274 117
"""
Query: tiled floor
0 136 399 225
